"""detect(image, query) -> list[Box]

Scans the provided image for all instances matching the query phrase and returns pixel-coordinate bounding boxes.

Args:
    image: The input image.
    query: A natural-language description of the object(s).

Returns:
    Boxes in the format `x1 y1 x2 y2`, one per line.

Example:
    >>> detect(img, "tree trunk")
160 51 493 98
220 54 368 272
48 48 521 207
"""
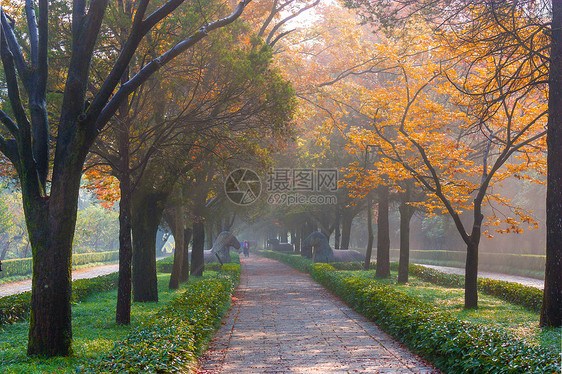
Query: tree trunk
301 219 313 258
27 164 83 356
542 0 562 328
131 191 165 302
334 212 341 249
280 229 288 243
180 228 191 283
115 111 133 324
206 223 215 249
115 169 133 324
397 202 414 283
464 239 479 309
294 226 301 253
375 185 390 278
0 241 10 261
340 211 353 249
169 200 184 290
364 193 374 270
191 219 205 276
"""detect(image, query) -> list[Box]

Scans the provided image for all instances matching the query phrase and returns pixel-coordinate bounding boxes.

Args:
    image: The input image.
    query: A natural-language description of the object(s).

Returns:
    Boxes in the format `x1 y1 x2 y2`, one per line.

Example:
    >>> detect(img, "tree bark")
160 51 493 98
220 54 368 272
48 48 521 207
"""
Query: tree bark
280 229 288 243
301 219 313 258
169 198 184 290
26 161 84 356
464 240 479 309
334 211 341 249
131 191 165 302
180 228 191 283
340 210 353 249
364 193 374 270
542 0 562 327
294 226 301 253
397 202 414 283
375 185 390 278
191 219 205 276
115 160 132 324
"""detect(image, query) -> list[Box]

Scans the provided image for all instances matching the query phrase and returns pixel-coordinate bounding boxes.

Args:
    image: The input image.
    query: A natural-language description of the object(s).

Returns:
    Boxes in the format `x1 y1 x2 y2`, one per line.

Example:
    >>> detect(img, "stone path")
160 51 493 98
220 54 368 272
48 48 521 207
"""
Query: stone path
0 263 119 297
418 264 544 289
198 256 439 374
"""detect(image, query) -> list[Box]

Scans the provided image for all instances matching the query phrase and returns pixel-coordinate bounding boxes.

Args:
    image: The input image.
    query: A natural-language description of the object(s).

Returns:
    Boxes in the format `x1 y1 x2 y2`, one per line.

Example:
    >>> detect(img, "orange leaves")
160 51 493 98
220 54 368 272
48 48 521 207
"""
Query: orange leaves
83 167 120 210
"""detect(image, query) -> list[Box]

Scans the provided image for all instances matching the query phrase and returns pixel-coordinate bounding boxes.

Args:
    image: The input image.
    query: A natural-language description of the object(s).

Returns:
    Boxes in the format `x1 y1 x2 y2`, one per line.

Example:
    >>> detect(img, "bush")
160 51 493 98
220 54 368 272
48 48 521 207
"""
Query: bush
88 264 240 373
311 265 558 374
0 272 119 326
331 262 364 271
265 251 559 373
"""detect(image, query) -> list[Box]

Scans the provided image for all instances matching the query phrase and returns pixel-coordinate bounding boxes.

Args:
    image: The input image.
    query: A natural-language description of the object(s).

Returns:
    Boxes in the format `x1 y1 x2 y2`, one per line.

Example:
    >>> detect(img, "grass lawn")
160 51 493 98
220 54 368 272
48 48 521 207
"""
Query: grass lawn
0 272 214 373
349 270 561 355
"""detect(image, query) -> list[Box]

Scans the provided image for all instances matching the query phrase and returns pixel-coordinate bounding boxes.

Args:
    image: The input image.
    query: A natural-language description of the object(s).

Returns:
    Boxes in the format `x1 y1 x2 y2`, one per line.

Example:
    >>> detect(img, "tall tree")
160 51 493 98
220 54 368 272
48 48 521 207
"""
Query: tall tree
0 0 250 356
346 0 559 326
543 0 562 328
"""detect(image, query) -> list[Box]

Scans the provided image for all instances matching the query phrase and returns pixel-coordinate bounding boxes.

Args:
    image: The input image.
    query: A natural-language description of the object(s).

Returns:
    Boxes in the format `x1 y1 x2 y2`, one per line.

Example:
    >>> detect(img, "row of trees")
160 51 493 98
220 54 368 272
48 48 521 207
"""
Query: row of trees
0 0 559 359
259 0 559 326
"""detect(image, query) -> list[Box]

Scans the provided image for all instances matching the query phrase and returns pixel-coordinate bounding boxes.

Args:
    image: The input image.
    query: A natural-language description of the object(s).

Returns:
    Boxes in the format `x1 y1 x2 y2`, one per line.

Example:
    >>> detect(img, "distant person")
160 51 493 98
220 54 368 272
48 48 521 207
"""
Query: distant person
243 241 250 257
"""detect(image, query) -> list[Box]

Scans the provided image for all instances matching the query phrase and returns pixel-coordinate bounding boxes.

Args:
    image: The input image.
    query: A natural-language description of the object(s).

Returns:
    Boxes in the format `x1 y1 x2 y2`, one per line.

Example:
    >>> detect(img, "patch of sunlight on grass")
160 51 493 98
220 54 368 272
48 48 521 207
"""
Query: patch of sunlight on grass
0 271 214 373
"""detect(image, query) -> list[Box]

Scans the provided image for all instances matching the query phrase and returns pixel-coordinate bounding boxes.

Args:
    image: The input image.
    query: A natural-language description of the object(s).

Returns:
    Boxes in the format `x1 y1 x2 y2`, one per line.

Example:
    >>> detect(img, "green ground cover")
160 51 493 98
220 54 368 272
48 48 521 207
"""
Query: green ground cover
0 263 239 374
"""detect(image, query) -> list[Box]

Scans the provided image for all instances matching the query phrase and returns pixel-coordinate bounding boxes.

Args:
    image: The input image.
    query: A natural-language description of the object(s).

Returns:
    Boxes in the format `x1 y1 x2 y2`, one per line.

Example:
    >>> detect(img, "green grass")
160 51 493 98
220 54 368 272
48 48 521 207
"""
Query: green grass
346 269 561 355
0 272 215 373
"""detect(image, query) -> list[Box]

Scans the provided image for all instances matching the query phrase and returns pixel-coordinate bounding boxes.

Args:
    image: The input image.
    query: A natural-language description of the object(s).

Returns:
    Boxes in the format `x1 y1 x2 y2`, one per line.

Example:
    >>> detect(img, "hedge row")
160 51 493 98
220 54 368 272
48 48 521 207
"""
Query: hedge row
259 251 559 373
387 249 545 278
0 272 119 326
156 252 240 274
1 250 120 279
309 264 558 374
86 263 240 373
408 264 544 312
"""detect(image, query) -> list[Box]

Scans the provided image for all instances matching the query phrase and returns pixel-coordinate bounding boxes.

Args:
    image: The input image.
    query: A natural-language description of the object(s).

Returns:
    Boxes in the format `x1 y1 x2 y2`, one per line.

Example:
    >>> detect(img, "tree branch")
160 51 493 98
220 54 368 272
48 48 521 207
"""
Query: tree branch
94 0 252 132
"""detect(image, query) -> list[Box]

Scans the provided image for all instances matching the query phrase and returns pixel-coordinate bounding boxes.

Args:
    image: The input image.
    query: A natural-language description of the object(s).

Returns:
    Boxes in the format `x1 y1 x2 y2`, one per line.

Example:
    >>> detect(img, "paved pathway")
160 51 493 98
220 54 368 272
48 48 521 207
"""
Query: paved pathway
418 264 544 289
198 256 439 374
0 263 119 297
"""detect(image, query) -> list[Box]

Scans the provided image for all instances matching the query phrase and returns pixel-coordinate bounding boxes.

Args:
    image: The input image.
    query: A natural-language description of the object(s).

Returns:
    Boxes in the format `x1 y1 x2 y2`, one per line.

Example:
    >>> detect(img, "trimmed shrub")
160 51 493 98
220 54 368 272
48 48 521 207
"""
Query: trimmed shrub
156 253 239 274
87 264 240 373
312 265 558 374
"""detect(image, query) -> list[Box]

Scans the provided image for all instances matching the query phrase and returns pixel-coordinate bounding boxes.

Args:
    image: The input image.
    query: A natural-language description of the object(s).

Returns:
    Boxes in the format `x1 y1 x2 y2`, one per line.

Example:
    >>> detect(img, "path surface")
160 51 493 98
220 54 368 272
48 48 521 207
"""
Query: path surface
0 263 119 297
418 264 544 289
198 256 439 374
